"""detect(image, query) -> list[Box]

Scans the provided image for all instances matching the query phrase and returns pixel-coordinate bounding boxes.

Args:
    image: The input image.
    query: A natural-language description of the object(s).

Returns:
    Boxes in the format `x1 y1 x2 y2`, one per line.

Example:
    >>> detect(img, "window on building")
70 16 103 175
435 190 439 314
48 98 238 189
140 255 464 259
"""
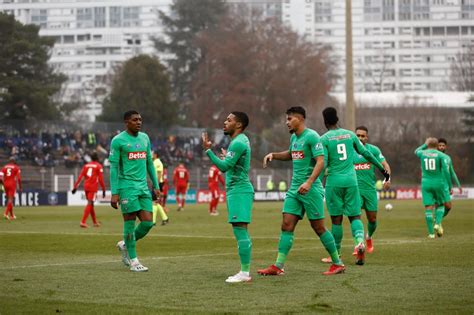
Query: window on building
432 27 445 36
447 26 459 35
110 7 122 27
63 35 74 44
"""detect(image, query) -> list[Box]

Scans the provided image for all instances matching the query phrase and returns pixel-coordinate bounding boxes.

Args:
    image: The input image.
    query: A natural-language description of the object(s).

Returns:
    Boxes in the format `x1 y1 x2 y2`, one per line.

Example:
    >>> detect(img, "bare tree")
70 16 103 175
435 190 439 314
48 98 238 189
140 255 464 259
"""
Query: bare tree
450 45 474 91
190 9 337 131
360 49 395 92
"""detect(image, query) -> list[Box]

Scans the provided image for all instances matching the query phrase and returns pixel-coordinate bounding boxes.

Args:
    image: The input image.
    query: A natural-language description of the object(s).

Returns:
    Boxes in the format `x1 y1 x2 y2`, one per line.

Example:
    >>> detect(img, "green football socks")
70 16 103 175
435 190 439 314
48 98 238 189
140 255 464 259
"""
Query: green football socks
435 206 444 225
124 220 137 260
331 224 343 253
425 210 434 235
368 221 377 238
134 221 154 241
320 231 342 265
350 219 365 245
232 226 252 272
276 231 294 269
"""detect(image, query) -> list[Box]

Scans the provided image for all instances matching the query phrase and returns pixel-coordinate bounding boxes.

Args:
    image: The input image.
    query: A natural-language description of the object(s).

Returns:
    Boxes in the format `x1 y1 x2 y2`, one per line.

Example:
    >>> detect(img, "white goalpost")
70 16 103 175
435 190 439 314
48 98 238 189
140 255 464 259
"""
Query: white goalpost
54 175 74 192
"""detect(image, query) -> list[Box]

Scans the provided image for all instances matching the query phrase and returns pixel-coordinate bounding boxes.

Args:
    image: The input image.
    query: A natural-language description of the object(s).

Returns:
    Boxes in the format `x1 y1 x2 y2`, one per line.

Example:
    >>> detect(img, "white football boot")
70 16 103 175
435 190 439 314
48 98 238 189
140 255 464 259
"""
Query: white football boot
116 240 131 267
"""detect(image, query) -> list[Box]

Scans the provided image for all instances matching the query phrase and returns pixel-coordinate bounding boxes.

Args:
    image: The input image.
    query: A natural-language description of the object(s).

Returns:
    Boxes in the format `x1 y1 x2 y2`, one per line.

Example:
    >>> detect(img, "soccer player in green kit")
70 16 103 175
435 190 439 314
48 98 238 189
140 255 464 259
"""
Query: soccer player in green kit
320 107 390 266
437 138 462 218
110 110 160 272
353 126 391 253
202 112 254 283
415 137 451 238
257 107 345 276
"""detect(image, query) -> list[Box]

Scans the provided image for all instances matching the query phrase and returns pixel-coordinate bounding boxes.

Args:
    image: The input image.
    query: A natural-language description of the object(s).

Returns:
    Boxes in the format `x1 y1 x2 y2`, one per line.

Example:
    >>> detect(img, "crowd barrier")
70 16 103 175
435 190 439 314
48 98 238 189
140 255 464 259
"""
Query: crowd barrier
1 187 472 207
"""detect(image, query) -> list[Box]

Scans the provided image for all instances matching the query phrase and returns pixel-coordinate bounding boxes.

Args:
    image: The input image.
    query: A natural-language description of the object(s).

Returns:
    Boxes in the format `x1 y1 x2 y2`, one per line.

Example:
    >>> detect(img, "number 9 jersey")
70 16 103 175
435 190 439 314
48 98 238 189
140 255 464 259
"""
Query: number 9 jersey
321 128 384 188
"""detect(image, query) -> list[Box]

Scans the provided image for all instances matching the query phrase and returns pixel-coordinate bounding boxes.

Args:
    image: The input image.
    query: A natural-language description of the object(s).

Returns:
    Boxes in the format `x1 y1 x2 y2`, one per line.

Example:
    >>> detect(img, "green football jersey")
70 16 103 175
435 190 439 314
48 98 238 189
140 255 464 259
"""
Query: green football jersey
321 128 384 187
353 143 385 191
109 131 159 194
288 128 324 190
207 133 254 196
414 144 450 187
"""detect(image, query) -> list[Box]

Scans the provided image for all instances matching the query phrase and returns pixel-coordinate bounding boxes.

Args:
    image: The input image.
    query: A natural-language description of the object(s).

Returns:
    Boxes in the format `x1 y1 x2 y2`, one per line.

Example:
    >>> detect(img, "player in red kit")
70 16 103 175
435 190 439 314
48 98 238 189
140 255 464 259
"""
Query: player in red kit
173 163 189 211
208 164 224 216
72 152 106 228
1 157 22 220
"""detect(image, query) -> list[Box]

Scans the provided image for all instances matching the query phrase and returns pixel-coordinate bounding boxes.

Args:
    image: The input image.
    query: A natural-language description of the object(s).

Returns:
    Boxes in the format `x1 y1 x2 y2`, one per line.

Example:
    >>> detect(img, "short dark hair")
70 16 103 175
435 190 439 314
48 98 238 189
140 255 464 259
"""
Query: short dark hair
286 106 306 119
438 138 447 145
322 107 339 125
231 111 249 130
124 110 140 121
356 126 368 133
90 152 99 161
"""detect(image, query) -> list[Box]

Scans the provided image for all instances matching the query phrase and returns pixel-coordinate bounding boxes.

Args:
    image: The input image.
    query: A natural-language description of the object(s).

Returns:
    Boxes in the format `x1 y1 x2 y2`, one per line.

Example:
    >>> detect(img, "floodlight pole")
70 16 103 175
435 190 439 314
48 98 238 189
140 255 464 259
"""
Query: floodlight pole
345 0 356 131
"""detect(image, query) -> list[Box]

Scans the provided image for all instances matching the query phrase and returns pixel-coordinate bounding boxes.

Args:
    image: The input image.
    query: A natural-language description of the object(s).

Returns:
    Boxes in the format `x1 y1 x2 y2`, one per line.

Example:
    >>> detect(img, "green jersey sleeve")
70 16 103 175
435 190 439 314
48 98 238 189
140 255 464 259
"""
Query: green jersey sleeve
351 133 384 171
373 145 385 163
414 143 428 158
206 140 246 173
441 155 452 190
309 134 324 158
449 159 461 188
109 137 121 194
322 137 329 169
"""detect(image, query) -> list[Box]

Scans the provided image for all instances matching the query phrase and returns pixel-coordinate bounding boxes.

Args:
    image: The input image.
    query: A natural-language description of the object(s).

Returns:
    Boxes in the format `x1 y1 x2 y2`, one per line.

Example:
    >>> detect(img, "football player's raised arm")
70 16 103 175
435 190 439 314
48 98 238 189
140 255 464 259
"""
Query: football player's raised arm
207 141 245 172
271 151 292 161
414 143 428 157
353 134 384 171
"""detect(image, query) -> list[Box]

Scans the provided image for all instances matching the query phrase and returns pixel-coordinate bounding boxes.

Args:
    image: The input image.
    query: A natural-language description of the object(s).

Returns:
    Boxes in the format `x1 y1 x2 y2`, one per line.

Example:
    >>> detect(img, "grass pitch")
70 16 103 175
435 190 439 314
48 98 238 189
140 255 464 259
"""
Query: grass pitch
0 200 473 314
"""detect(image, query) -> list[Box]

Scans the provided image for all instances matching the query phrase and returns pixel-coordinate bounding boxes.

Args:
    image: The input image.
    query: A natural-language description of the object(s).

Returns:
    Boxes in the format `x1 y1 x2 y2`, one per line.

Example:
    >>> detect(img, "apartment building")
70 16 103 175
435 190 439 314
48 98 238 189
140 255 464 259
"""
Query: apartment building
0 0 172 121
281 0 474 92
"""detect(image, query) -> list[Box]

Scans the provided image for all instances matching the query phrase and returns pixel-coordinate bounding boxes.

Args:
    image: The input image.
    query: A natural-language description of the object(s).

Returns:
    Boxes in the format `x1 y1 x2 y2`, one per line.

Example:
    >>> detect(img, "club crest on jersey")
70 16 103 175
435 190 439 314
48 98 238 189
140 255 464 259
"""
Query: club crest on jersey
128 151 146 160
292 151 305 160
135 143 141 149
354 163 371 170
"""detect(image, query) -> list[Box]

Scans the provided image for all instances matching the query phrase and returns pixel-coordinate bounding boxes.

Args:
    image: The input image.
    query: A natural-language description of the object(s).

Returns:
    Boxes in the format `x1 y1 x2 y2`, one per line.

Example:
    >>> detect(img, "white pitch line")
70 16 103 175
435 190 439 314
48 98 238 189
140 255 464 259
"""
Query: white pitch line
0 230 433 243
0 238 429 270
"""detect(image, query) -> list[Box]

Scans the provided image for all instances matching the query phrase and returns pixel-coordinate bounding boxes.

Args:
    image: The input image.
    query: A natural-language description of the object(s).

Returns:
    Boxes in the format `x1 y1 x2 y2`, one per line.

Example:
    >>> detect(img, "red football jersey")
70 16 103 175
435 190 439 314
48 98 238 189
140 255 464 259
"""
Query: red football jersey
1 163 21 189
73 161 105 192
208 165 224 188
173 165 189 187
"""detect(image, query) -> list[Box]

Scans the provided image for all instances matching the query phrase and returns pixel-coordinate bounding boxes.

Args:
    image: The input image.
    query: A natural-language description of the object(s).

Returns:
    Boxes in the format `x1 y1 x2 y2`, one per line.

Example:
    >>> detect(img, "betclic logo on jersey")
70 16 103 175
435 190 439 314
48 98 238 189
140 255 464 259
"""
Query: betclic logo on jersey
354 163 371 170
291 151 305 160
128 151 146 160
